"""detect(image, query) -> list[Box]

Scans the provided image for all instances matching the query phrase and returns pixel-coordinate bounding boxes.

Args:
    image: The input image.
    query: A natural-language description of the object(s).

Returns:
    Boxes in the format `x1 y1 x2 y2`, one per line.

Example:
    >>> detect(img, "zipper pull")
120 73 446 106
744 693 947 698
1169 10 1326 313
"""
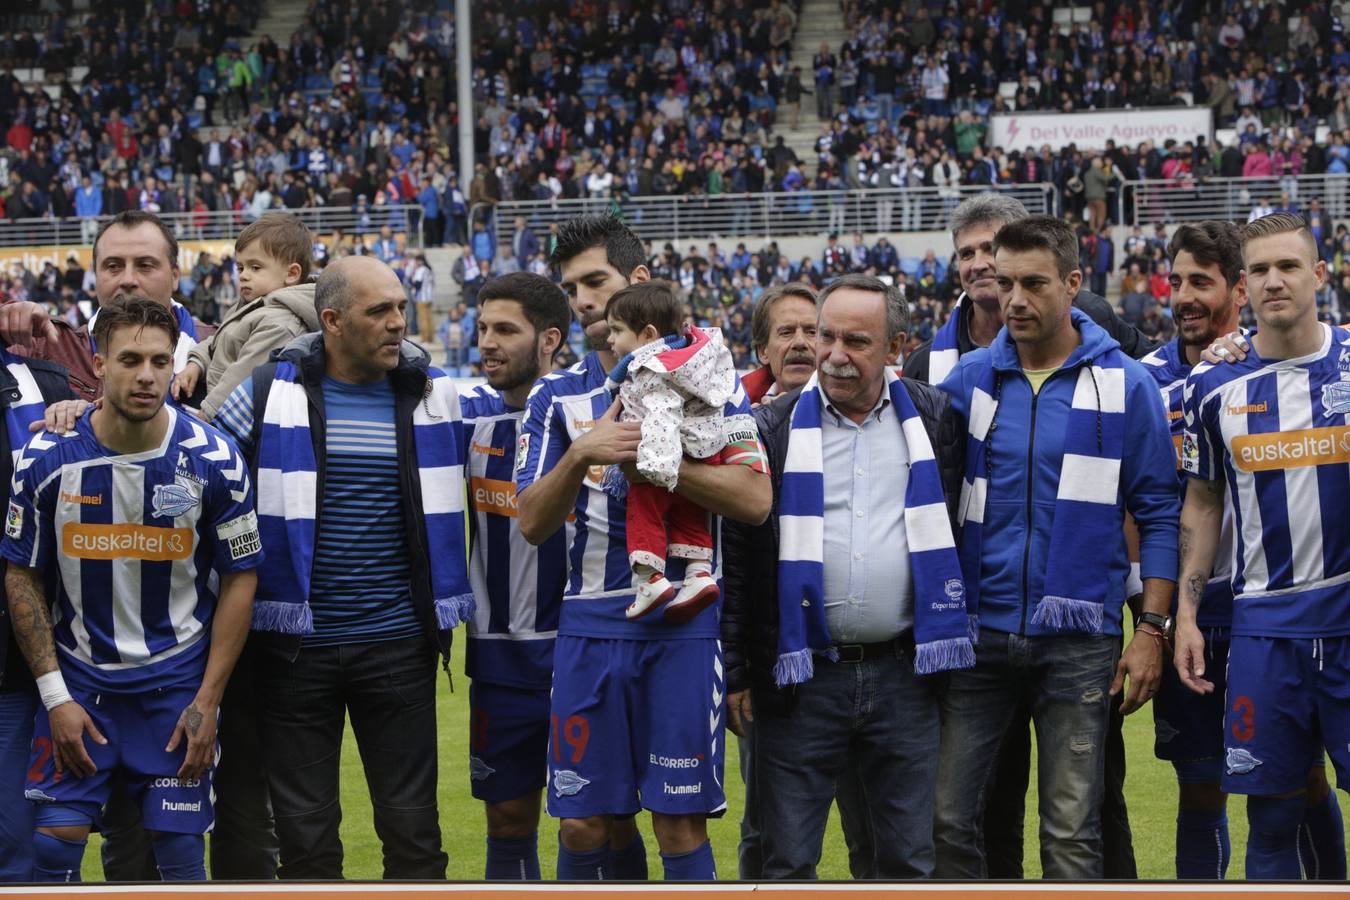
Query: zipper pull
442 654 454 693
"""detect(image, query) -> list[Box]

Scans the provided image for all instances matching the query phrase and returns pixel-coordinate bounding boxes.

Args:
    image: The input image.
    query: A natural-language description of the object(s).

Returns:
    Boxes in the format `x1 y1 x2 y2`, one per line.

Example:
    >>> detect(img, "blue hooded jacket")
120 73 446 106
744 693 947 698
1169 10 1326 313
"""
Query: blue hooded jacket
940 308 1179 637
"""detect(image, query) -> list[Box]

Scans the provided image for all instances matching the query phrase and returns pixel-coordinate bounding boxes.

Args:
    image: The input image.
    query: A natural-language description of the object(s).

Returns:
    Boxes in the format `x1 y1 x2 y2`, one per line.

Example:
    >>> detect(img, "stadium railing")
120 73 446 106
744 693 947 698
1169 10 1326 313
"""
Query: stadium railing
0 205 427 249
1121 174 1350 226
492 185 1061 247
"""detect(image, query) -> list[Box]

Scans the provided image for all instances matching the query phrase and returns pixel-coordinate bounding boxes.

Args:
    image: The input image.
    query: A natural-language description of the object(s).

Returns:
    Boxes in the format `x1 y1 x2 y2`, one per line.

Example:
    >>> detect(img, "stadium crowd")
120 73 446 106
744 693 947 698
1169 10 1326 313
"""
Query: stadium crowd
1 0 1349 253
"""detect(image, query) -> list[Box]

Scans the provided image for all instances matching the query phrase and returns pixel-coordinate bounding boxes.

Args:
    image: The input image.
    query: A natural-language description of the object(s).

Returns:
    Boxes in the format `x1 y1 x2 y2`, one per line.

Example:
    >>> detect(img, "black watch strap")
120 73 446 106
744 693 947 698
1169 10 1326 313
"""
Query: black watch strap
1138 612 1172 639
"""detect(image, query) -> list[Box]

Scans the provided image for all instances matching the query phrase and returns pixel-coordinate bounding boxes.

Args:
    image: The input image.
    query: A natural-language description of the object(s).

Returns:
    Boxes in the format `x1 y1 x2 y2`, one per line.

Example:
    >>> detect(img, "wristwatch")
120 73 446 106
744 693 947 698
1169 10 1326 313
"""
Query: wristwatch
1137 612 1174 641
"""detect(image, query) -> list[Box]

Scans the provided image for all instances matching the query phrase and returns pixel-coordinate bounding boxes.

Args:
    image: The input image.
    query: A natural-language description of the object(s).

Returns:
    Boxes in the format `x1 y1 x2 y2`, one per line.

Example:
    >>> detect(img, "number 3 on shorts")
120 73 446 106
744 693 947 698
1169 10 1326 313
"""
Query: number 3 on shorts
1230 694 1256 742
550 714 590 764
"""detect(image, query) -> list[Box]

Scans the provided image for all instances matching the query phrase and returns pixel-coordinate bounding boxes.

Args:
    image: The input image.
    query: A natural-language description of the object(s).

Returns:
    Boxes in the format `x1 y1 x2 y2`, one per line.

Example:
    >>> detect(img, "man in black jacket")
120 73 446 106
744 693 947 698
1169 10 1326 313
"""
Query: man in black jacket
722 274 967 879
0 351 74 882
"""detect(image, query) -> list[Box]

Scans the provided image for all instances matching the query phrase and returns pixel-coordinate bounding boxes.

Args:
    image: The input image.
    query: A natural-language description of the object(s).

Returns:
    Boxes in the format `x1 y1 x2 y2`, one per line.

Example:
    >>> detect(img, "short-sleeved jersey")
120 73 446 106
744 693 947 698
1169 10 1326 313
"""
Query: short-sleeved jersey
514 351 765 640
1140 340 1234 628
0 407 262 692
461 384 566 688
1181 324 1350 638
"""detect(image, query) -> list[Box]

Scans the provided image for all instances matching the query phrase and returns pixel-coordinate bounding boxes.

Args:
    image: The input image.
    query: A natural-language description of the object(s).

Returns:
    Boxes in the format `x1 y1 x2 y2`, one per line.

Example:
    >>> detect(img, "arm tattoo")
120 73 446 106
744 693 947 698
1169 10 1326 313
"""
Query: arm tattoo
6 566 58 677
1185 573 1206 607
1178 524 1193 564
184 704 203 737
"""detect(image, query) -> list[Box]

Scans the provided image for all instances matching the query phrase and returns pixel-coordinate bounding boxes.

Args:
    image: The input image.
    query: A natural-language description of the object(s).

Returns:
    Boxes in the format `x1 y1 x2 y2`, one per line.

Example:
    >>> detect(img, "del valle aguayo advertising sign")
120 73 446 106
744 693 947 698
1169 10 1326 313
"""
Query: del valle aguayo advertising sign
989 107 1214 152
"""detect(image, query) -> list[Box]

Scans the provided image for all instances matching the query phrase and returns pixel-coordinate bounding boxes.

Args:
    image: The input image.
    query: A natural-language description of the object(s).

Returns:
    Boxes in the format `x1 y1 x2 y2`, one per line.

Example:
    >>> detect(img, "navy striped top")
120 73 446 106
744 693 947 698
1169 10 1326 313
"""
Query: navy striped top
306 376 420 647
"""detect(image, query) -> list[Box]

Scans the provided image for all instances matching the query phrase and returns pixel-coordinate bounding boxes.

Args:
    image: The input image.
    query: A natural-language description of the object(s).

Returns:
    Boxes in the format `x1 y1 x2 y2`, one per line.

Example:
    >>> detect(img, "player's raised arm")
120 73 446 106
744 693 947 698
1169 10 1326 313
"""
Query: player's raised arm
6 563 106 778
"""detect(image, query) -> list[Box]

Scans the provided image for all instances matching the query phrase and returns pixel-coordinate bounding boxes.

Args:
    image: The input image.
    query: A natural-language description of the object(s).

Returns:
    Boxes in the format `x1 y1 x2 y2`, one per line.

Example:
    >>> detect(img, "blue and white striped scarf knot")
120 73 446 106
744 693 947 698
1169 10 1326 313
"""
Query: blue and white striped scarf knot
775 369 975 688
956 351 1127 634
250 360 474 635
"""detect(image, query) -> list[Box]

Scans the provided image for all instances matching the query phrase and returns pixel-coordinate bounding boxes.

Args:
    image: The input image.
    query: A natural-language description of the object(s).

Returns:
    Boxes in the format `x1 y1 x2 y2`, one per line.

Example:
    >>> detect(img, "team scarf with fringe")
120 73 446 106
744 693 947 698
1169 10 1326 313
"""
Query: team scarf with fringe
956 347 1127 634
249 360 474 635
776 368 975 687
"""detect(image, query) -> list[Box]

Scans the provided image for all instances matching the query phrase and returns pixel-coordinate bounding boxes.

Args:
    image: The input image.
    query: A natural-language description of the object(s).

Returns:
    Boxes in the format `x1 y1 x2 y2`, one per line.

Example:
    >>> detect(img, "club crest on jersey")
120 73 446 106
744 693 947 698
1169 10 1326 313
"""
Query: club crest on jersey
1225 747 1263 775
469 756 496 782
152 480 200 519
552 769 590 797
1322 380 1350 416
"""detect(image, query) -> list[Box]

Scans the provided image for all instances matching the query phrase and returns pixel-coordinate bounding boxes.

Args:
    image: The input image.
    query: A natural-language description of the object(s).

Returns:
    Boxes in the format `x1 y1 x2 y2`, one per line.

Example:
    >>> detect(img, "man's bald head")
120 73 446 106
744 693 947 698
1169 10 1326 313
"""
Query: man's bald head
315 255 401 320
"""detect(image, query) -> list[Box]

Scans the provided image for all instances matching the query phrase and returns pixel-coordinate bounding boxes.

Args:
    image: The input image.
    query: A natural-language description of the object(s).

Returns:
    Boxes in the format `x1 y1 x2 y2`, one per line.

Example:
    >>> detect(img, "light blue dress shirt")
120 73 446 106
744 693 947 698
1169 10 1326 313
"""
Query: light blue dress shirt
820 388 913 643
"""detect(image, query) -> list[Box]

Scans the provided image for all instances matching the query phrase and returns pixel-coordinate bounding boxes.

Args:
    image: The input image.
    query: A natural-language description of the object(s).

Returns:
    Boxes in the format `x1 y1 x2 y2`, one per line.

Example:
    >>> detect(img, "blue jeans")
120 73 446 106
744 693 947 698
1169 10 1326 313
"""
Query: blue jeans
934 629 1119 879
0 688 37 881
753 642 939 879
256 636 447 879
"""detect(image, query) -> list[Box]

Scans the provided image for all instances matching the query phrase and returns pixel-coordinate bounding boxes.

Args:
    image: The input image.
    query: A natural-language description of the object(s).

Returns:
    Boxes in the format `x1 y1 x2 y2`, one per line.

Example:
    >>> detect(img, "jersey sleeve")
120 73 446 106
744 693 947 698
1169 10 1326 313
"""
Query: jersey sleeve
515 380 569 493
0 439 58 570
203 437 264 573
1180 369 1222 482
716 390 768 473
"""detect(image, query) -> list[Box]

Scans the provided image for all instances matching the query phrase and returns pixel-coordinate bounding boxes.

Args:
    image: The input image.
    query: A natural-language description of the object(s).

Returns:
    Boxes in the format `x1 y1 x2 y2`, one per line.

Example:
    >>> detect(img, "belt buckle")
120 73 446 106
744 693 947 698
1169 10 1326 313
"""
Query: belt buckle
835 643 864 663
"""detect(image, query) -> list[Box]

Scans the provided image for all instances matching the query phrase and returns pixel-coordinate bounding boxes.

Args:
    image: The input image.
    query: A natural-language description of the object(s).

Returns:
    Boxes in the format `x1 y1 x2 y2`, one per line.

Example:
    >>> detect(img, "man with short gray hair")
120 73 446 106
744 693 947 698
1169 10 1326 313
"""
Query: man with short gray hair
903 194 1156 386
723 273 973 879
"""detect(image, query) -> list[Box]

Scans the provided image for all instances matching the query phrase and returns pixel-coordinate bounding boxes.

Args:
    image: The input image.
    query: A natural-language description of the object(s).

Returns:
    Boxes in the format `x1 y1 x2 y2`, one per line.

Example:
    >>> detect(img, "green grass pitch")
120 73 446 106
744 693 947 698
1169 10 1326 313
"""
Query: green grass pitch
81 666 1349 881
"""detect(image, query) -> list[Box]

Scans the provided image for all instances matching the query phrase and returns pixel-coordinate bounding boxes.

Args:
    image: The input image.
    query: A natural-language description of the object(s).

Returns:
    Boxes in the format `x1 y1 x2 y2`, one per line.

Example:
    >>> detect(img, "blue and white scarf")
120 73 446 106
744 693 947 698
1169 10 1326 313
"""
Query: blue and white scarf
776 369 975 687
956 349 1127 633
250 361 474 635
2 349 50 460
928 294 964 385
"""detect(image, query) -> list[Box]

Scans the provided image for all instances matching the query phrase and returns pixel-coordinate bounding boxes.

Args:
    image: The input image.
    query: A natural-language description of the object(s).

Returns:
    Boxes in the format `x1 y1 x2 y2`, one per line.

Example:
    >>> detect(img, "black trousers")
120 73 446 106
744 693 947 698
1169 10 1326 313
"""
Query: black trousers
255 635 446 880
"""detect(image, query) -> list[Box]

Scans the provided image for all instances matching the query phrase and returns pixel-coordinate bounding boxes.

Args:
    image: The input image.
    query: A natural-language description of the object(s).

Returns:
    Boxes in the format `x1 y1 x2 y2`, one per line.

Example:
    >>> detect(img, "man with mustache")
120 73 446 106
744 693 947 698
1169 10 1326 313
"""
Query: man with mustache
1177 213 1350 878
723 274 973 879
732 280 878 880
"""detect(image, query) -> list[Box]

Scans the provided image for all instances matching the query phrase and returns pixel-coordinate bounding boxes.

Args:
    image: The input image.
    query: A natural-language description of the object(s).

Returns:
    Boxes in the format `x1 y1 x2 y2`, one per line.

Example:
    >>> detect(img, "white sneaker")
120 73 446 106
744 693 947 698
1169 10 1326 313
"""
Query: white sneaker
626 574 675 620
663 571 720 624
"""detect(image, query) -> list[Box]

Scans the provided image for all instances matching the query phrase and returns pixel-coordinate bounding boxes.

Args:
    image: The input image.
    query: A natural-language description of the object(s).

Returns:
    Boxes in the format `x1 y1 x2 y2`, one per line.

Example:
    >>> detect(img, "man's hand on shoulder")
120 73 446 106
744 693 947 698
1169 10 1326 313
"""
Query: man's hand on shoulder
35 398 96 433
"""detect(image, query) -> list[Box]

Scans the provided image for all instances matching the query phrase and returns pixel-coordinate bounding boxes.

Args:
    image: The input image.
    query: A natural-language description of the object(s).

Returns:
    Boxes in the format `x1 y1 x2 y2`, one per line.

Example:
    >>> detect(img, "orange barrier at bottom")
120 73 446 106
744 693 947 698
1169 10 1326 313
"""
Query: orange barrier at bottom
0 885 1347 899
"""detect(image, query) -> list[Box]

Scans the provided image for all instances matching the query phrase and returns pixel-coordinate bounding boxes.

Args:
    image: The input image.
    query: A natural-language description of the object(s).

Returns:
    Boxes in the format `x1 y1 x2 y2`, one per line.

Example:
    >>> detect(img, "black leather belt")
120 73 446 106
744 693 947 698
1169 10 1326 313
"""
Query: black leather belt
831 631 914 664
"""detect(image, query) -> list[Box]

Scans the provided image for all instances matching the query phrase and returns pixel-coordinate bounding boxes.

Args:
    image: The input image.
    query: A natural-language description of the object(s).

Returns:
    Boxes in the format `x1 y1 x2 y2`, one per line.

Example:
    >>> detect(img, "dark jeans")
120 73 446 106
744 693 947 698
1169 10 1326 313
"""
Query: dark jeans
737 721 875 879
934 630 1119 879
754 642 939 879
982 689 1137 878
256 635 446 880
102 643 278 880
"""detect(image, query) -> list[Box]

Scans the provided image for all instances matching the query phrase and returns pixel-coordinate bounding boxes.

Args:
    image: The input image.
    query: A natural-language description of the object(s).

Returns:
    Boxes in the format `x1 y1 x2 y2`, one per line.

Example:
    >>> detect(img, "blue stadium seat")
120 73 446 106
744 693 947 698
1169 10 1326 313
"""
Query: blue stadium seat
900 257 922 278
580 65 597 79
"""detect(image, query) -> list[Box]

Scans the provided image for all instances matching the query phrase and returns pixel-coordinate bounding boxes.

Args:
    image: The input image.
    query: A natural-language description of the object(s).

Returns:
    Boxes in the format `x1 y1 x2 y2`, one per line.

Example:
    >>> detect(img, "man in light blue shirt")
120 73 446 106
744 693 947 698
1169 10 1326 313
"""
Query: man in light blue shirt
75 175 102 244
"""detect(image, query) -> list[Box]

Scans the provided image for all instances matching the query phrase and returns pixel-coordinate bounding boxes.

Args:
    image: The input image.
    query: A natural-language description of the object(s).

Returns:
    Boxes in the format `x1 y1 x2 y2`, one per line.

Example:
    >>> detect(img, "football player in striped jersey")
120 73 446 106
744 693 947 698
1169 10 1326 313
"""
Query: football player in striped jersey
2 298 260 881
1179 213 1350 879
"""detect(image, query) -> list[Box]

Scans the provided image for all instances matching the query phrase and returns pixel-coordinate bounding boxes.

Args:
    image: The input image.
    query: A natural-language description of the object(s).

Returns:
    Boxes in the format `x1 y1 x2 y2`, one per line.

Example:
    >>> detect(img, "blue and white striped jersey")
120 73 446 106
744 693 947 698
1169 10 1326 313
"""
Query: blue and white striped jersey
460 383 564 688
0 407 262 692
1140 340 1234 628
514 351 762 640
1182 324 1350 638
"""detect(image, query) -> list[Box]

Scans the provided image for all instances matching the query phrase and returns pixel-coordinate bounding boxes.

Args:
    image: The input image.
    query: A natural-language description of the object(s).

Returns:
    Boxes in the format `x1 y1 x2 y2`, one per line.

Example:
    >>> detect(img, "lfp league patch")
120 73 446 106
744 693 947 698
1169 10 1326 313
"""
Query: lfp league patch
5 500 22 538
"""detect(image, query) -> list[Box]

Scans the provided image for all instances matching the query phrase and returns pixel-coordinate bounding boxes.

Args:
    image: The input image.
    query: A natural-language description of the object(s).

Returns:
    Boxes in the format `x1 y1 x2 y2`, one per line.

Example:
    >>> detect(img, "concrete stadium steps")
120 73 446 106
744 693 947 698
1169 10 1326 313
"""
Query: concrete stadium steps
424 245 465 316
244 0 313 51
773 0 849 168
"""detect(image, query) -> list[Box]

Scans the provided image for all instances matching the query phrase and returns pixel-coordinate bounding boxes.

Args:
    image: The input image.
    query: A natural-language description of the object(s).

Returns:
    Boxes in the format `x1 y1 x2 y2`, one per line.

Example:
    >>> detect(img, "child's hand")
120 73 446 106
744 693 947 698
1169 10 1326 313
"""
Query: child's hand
173 360 203 401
